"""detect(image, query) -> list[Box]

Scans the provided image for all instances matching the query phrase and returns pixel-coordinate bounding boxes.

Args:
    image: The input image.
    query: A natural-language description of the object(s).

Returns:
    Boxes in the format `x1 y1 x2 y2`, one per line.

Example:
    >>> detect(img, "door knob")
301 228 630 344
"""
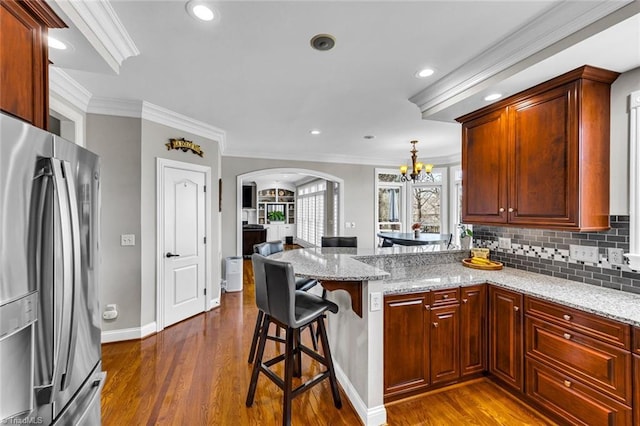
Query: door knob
166 252 180 258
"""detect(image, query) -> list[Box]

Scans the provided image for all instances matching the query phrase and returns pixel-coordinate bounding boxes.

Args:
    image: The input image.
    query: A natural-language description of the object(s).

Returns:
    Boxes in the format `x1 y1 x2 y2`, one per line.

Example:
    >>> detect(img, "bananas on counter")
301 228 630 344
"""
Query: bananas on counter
469 256 495 266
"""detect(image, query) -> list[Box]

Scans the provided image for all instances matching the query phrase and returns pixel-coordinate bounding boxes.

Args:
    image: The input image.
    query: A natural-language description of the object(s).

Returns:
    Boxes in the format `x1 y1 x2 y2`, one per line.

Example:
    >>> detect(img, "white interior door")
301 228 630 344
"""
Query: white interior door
162 166 206 327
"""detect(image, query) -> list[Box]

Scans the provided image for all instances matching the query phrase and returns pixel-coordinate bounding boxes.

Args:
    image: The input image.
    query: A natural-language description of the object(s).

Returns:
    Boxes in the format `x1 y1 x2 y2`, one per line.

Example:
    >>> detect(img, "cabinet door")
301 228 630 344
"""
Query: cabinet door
430 304 460 385
634 355 639 426
460 285 486 376
508 83 578 227
384 293 430 398
461 108 508 224
489 286 523 392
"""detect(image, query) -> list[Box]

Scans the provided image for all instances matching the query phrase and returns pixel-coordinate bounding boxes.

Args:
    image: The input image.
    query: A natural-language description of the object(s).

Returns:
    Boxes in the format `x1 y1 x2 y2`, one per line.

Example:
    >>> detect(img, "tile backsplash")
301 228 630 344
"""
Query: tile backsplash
473 216 640 295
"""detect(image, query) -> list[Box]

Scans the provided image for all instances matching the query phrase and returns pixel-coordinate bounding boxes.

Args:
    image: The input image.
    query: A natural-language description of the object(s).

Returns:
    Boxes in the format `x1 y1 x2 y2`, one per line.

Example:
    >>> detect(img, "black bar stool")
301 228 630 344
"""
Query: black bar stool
247 241 319 364
246 254 342 426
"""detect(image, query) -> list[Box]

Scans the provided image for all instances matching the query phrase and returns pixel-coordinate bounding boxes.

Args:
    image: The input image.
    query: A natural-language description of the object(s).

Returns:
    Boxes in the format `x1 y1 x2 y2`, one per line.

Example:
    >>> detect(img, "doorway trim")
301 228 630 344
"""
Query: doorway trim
236 168 345 256
156 158 212 332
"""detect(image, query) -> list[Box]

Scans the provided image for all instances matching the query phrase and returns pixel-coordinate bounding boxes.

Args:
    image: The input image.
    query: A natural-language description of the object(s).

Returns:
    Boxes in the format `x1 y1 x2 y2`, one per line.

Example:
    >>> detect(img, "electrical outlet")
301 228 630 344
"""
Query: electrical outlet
498 237 511 249
370 292 382 312
121 234 135 246
608 248 625 265
569 244 599 263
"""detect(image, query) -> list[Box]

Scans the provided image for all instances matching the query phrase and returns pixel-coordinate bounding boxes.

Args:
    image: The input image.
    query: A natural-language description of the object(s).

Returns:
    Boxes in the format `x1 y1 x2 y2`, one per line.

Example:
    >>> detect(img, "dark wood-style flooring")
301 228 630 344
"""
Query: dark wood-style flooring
101 256 556 425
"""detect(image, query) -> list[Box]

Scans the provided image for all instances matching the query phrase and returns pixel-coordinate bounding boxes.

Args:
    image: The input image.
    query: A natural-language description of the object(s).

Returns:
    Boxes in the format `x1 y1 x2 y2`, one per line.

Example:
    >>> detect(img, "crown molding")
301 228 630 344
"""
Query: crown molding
52 0 139 74
141 102 226 149
409 0 633 118
49 67 92 112
88 97 143 118
222 148 460 168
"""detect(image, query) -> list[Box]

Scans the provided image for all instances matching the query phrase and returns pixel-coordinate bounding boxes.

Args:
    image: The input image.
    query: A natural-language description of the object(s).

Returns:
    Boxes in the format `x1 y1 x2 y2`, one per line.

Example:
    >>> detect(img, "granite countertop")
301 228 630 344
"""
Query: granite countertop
270 248 390 281
383 263 640 327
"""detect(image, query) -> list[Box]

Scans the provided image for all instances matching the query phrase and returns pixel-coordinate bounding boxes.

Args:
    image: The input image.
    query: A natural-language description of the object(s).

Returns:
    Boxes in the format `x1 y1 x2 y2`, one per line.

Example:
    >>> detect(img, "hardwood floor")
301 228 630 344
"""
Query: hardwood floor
101 258 556 425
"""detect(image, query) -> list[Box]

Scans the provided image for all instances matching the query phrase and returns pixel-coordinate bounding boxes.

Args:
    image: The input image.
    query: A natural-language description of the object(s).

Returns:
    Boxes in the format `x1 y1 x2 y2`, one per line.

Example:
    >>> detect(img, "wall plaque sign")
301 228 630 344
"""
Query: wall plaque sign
166 137 204 157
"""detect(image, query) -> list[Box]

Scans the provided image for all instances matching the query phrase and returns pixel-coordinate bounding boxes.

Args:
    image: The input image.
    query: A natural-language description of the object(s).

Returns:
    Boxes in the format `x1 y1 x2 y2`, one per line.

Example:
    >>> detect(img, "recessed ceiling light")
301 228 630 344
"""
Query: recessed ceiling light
415 68 435 78
310 129 321 135
484 93 502 101
186 1 216 21
48 36 67 50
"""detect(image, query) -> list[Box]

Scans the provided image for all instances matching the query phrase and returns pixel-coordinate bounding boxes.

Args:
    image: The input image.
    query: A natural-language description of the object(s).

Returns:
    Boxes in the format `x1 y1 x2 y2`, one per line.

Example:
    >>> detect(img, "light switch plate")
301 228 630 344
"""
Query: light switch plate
569 244 599 263
498 237 511 249
608 248 625 265
370 292 382 312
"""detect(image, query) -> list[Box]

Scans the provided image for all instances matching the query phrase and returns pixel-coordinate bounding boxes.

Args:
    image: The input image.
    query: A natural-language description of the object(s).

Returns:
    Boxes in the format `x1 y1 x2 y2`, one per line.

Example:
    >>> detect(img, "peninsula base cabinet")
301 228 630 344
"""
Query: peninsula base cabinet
384 283 639 425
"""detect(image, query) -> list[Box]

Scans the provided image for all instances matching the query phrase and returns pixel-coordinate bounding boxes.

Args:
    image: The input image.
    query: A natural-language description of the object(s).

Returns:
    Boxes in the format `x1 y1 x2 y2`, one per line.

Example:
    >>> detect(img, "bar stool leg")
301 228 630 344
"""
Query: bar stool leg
247 310 264 364
308 323 318 351
283 327 295 426
246 313 270 407
316 315 342 408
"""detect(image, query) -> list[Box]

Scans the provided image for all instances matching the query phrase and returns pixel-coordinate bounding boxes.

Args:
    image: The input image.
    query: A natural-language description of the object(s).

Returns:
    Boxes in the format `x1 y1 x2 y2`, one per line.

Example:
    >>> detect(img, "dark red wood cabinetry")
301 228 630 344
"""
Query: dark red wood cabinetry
430 289 460 385
489 285 523 392
460 284 486 376
634 327 640 426
0 0 65 129
383 292 430 399
457 65 619 231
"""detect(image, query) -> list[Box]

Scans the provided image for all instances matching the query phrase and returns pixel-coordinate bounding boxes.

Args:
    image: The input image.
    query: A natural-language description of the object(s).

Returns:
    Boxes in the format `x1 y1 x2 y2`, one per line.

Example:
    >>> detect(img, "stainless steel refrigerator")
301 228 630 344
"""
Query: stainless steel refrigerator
0 112 105 425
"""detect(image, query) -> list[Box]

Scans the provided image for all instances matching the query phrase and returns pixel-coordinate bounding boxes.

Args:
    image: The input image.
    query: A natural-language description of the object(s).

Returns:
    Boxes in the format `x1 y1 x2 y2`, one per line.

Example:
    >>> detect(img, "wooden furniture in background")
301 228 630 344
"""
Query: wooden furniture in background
489 285 523 392
242 227 267 257
457 65 619 231
0 0 65 129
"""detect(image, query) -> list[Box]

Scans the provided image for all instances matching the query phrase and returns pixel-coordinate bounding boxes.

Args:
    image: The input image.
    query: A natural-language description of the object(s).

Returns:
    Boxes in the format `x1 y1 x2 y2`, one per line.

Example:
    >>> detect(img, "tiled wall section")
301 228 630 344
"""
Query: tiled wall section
473 216 640 295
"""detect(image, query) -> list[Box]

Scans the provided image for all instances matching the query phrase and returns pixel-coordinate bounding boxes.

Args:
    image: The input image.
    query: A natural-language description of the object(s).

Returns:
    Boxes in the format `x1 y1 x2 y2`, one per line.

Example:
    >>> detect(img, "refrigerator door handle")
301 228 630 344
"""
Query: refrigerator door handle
35 158 73 403
60 160 81 390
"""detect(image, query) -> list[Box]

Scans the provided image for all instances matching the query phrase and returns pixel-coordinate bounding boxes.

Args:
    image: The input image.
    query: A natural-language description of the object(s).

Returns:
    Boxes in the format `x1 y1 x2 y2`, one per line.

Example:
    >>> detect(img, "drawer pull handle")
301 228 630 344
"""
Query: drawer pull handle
514 306 520 312
563 314 571 321
508 207 514 213
443 294 449 299
499 207 505 212
433 322 439 328
564 380 572 388
563 333 571 340
462 298 468 304
424 304 431 311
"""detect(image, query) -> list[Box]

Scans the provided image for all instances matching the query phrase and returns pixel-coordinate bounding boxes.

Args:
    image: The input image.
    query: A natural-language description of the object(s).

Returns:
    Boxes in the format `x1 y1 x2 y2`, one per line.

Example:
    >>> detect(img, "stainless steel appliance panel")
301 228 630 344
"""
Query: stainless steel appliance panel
0 113 52 303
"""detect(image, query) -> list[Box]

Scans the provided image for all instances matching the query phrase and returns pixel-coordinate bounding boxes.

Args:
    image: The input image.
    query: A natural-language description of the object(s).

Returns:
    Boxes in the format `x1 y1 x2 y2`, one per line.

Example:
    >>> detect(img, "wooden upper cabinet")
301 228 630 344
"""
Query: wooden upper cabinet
457 65 619 231
0 0 66 129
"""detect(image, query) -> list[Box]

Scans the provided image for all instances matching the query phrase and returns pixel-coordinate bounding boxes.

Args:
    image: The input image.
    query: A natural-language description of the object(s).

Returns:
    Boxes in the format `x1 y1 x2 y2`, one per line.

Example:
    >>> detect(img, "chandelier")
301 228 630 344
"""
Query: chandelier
400 140 434 182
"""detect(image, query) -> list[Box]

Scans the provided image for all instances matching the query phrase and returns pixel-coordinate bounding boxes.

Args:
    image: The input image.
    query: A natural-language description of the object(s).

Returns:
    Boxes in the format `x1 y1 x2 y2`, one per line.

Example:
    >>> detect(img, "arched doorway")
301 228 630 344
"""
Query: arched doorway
235 168 345 256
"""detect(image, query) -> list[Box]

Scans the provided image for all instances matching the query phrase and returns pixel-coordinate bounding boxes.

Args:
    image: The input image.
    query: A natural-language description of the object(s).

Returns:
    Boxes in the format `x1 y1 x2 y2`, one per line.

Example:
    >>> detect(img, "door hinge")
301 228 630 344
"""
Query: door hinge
203 236 207 244
203 185 206 193
204 288 207 296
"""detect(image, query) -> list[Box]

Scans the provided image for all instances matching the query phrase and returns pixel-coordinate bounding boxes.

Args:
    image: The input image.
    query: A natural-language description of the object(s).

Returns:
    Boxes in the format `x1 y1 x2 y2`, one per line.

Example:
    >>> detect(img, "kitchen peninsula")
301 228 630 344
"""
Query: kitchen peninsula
271 247 640 426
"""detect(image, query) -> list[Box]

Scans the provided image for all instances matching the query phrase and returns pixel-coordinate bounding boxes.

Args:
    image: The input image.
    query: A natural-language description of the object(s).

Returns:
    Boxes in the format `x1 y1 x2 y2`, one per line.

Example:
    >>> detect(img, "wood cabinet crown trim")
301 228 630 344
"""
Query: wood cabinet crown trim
8 0 66 27
455 65 619 123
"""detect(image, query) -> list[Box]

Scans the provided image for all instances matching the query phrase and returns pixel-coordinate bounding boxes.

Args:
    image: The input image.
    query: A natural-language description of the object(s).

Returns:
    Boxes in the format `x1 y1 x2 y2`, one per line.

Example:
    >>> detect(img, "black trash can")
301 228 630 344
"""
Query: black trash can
285 236 293 245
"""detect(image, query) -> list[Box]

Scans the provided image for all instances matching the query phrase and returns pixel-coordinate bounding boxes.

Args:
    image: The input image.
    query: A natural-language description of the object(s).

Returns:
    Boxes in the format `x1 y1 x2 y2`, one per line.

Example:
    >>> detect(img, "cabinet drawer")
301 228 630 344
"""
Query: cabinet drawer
431 288 460 306
633 327 640 355
524 296 630 349
526 358 632 426
526 317 632 404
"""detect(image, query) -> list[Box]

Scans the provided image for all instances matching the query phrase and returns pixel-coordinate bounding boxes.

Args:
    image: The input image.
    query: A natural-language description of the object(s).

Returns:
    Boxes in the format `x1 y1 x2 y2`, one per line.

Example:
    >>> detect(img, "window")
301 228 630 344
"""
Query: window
375 167 451 242
449 165 467 246
296 180 326 246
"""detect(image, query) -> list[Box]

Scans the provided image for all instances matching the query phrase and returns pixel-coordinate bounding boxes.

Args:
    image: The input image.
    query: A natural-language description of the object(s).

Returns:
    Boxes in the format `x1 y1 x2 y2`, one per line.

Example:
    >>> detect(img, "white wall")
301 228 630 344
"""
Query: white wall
610 66 640 214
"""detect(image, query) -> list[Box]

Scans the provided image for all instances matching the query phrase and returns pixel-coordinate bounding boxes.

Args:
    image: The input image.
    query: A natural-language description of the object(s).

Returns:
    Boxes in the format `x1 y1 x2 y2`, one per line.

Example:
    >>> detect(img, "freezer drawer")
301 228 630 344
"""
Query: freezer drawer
53 366 106 426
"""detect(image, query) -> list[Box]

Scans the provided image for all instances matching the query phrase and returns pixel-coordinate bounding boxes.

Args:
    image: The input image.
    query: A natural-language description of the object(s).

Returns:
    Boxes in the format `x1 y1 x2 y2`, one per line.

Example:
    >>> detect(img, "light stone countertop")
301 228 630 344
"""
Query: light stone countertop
271 247 640 327
385 263 640 327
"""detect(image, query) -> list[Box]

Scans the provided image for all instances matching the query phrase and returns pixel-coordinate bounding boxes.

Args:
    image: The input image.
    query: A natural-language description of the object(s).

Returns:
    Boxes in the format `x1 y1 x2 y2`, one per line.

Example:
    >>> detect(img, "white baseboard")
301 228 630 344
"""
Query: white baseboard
101 321 157 343
333 361 387 426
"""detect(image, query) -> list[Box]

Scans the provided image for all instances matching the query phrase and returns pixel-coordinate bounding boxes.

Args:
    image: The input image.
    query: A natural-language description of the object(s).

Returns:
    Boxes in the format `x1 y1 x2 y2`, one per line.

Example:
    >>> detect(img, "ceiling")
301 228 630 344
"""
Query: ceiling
48 1 640 167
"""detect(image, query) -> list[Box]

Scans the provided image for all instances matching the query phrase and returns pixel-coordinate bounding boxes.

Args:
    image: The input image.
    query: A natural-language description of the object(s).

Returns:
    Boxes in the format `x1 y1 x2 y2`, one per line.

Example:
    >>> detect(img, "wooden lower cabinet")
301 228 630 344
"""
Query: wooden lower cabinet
489 285 523 392
526 358 633 425
460 284 486 376
634 355 639 426
383 292 430 398
430 304 460 385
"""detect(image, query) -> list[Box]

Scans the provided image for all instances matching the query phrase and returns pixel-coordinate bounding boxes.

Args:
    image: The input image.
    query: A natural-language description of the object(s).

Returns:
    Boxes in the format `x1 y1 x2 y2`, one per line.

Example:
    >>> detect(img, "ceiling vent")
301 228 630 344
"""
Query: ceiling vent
310 34 335 51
